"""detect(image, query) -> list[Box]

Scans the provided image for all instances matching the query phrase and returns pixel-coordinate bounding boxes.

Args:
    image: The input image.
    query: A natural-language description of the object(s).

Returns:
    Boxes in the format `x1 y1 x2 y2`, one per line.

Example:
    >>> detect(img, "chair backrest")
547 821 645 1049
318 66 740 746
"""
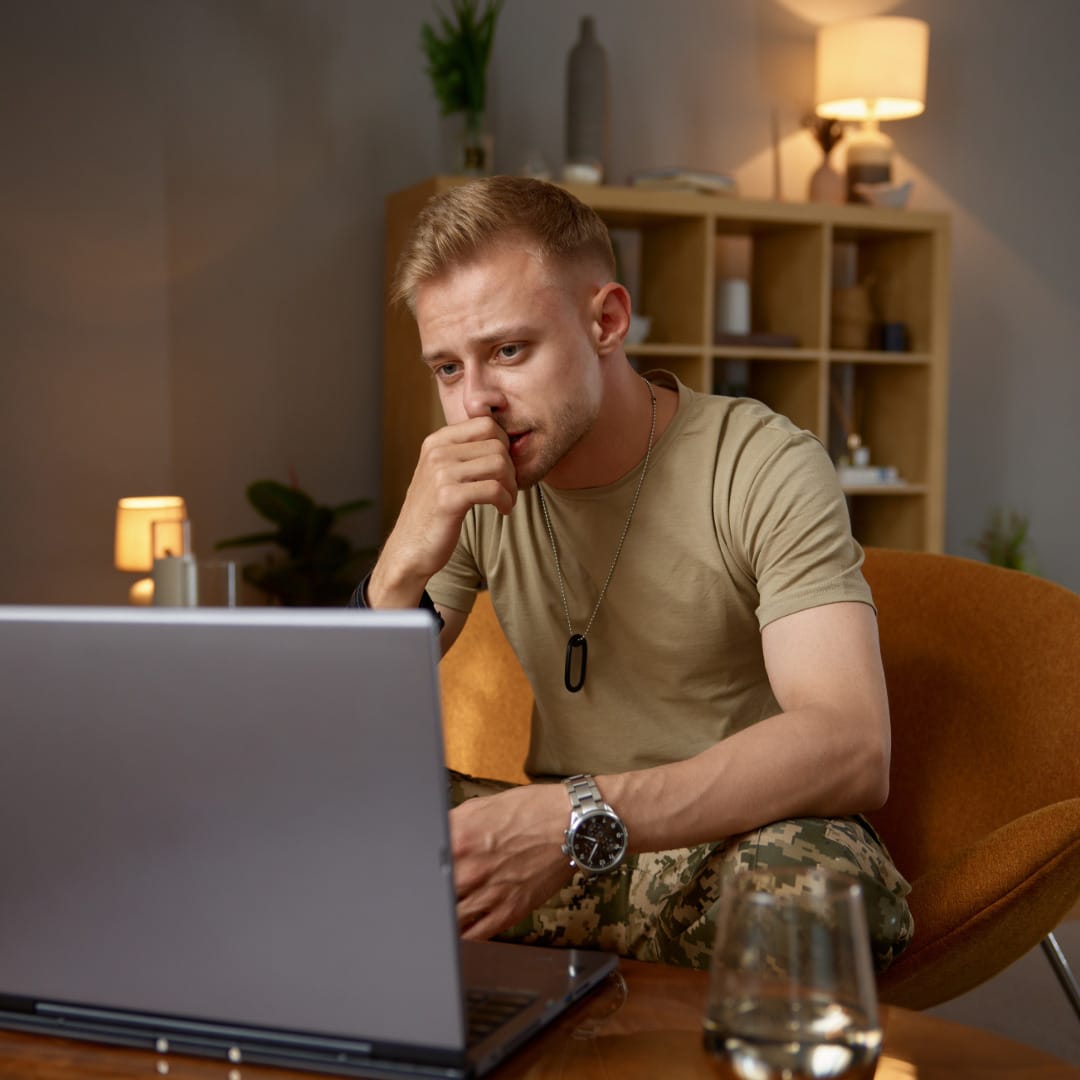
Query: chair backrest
438 591 531 783
862 547 1080 881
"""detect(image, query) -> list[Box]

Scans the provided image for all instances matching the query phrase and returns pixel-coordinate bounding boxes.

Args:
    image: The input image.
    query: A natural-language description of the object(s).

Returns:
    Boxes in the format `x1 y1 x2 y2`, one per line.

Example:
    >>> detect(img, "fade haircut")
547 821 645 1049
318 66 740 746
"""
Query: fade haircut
391 176 615 310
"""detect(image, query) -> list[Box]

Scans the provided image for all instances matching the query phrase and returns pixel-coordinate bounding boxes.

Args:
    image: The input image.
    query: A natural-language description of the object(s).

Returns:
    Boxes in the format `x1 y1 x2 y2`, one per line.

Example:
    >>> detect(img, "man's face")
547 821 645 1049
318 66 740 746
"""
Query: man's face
415 243 606 489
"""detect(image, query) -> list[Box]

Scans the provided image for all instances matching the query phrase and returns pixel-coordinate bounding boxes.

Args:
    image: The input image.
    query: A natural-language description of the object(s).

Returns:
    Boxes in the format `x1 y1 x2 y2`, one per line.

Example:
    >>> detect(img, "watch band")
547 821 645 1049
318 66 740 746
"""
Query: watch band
564 774 608 816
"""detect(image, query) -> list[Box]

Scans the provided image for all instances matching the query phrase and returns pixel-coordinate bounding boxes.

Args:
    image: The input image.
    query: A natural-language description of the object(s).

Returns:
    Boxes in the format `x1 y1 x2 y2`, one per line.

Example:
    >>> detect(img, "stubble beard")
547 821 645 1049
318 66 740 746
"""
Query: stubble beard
510 396 598 490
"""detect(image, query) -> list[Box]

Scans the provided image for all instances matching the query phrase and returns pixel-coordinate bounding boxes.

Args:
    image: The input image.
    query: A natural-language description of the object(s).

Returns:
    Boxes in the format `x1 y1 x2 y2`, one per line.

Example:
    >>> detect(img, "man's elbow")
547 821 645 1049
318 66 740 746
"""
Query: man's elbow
856 725 891 811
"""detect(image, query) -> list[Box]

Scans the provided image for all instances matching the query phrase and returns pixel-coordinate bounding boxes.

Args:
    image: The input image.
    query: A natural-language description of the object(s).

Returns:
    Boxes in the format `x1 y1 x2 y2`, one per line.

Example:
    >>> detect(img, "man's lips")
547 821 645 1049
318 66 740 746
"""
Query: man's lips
507 430 530 457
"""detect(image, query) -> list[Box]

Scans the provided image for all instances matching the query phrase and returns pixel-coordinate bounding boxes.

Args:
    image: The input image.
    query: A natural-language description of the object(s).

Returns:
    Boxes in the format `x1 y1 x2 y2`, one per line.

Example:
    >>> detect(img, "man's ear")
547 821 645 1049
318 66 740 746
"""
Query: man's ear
590 282 632 355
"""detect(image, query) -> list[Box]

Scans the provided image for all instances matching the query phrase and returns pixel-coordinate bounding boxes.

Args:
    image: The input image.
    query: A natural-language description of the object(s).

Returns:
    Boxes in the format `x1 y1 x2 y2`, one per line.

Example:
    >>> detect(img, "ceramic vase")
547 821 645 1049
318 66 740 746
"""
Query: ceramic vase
809 155 845 204
442 110 493 176
565 16 610 181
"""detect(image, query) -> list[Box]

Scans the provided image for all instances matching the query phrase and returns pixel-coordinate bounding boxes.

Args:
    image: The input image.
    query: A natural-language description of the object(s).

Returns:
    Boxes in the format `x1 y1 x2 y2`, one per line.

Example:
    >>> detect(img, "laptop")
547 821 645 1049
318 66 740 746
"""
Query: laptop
0 605 616 1077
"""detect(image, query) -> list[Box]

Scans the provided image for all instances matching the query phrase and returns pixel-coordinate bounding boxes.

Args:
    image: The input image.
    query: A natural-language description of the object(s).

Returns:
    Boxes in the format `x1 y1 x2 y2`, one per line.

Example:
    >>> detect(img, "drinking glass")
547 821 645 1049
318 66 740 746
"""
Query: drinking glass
703 867 881 1080
192 559 239 607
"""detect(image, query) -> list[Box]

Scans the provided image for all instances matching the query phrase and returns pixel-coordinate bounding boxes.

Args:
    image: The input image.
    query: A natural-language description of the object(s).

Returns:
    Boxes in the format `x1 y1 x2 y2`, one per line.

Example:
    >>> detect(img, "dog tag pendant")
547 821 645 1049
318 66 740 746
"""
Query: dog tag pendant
564 633 587 693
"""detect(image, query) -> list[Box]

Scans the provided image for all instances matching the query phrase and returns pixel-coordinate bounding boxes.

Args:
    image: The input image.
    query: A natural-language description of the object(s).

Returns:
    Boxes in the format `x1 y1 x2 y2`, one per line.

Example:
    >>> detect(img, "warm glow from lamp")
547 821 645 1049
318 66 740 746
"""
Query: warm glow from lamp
815 16 928 122
114 496 188 604
814 16 929 202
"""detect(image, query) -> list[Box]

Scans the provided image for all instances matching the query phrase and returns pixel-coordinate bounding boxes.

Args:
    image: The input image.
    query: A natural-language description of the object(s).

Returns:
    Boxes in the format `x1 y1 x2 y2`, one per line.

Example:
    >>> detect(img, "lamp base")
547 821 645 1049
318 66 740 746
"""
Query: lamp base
129 577 154 605
845 120 892 203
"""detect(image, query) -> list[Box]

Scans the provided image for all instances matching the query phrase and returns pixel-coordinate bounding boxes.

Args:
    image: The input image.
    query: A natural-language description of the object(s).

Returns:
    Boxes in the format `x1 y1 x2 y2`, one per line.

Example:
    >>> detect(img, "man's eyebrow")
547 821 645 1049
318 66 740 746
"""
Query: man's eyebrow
420 348 451 367
420 325 539 366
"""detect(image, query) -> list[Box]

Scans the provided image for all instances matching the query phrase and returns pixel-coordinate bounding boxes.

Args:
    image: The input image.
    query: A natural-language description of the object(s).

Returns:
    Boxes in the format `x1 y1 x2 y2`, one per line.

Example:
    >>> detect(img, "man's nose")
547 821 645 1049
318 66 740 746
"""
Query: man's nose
462 368 507 419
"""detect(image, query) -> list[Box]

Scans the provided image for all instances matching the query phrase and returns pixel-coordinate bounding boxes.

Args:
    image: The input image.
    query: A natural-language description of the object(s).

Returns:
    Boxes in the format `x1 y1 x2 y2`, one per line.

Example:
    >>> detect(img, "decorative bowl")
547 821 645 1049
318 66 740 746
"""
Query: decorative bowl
853 180 913 209
626 314 652 345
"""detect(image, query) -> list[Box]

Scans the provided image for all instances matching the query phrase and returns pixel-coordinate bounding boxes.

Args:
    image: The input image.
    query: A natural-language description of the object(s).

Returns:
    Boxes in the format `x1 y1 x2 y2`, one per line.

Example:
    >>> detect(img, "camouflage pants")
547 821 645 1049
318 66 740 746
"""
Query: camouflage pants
449 770 913 973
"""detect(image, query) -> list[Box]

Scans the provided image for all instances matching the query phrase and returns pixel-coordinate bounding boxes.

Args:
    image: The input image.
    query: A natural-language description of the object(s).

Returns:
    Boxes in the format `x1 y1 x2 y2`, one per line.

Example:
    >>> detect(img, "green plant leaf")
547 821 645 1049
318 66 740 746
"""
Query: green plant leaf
331 497 372 518
420 0 502 115
217 476 374 605
247 480 314 527
972 507 1037 574
214 530 281 551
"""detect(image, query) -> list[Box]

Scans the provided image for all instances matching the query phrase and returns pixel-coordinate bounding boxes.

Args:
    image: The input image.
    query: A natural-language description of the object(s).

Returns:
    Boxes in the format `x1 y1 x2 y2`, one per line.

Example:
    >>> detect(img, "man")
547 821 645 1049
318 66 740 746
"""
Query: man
355 176 912 970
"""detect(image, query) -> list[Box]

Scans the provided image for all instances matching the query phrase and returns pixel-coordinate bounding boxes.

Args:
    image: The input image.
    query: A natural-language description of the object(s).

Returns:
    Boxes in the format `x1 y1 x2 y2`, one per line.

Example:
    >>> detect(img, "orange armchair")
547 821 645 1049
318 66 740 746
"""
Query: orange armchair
863 548 1080 1009
438 549 1080 1009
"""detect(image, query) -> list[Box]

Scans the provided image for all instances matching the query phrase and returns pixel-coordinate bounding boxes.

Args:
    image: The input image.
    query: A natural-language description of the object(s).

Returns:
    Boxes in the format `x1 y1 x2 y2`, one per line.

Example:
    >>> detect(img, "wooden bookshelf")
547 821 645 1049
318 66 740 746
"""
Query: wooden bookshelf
381 177 950 551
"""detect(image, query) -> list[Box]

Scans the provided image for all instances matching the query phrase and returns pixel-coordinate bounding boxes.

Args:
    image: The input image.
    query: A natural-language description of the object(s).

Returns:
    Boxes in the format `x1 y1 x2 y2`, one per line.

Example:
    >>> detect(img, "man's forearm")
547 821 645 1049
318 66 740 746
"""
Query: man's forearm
364 555 430 610
597 702 889 854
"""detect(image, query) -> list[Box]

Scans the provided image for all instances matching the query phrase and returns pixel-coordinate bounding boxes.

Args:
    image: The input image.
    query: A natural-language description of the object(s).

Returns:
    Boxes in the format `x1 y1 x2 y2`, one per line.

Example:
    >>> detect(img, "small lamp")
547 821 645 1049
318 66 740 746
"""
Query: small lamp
114 496 188 604
815 16 929 202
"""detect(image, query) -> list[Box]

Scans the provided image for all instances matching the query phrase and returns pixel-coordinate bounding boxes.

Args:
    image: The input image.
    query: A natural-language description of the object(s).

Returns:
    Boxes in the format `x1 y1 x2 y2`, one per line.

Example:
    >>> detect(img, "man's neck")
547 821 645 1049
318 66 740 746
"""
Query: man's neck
543 363 677 490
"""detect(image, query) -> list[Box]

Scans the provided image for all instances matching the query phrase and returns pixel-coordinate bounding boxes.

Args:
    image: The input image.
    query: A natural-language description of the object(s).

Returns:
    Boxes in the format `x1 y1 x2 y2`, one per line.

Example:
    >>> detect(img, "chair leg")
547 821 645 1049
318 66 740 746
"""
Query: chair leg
1041 932 1080 1022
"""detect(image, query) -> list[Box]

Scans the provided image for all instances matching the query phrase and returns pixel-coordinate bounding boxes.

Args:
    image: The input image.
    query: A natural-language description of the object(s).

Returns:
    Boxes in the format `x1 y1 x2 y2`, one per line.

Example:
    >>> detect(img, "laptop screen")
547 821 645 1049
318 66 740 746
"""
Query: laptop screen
0 606 467 1057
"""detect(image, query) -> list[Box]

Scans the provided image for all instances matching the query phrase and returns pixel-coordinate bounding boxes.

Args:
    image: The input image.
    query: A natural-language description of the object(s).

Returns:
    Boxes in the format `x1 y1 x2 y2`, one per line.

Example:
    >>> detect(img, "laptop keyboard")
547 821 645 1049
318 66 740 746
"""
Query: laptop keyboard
465 987 537 1046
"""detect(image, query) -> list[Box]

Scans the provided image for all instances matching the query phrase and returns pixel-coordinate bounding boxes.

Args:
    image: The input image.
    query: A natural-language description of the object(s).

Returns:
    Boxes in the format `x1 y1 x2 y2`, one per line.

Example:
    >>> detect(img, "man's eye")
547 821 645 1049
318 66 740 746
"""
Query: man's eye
434 362 461 379
497 344 522 360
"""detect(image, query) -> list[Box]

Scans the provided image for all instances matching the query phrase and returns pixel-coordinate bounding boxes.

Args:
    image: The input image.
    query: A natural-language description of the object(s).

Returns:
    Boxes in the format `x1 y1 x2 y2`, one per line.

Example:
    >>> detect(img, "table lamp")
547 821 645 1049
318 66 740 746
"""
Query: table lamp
114 496 188 604
814 15 929 202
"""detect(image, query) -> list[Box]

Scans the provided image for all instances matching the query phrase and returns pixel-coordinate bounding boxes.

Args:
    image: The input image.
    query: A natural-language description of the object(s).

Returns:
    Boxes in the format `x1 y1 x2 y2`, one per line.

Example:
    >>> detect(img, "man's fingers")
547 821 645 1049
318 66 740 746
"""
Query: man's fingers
424 437 510 468
419 432 518 513
431 450 516 492
433 478 515 518
420 417 510 458
458 899 513 942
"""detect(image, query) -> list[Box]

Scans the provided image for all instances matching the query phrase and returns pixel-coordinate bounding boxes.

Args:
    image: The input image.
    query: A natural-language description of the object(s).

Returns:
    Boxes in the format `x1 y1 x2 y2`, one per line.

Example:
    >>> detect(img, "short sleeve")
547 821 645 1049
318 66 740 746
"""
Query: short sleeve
732 430 874 629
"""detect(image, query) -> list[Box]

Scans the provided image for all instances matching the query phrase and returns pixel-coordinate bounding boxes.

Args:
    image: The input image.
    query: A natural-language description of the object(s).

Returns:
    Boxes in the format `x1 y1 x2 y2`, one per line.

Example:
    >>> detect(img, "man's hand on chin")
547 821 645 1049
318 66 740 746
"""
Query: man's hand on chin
450 783 572 941
367 417 518 611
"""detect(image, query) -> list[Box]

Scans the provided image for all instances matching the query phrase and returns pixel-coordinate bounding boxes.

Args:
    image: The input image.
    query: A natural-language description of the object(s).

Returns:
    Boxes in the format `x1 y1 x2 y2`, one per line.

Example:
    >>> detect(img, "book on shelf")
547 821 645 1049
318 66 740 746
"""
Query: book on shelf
628 167 737 195
837 464 902 487
714 331 800 349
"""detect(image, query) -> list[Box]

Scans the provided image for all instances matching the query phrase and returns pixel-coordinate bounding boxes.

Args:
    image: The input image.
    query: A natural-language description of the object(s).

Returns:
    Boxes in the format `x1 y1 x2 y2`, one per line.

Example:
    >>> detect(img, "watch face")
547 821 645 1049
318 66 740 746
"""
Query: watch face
569 811 627 872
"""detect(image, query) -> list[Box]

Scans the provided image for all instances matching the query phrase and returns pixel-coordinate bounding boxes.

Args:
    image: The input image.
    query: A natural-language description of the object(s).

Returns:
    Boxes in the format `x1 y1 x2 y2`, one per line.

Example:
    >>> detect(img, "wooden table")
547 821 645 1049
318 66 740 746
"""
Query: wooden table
0 960 1075 1079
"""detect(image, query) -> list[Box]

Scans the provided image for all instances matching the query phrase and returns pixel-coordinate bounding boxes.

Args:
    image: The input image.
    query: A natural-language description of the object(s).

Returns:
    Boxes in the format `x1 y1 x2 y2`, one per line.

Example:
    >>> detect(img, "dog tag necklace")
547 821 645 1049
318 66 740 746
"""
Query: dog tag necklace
537 377 657 693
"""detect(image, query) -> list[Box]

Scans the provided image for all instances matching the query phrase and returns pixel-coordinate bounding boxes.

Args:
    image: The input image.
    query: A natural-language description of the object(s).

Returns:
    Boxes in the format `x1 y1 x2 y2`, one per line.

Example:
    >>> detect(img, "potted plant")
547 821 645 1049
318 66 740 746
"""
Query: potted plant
973 507 1037 574
421 0 502 175
215 478 375 606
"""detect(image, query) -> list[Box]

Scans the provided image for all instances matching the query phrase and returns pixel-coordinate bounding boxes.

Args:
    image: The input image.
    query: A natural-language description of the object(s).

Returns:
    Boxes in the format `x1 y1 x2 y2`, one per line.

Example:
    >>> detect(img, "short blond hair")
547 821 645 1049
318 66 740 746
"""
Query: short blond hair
391 176 615 310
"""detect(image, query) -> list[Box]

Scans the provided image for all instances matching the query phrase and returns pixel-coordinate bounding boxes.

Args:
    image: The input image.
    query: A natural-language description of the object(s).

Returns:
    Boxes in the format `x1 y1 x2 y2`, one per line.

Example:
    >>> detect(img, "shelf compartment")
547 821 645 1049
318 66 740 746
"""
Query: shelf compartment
846 491 927 552
714 222 826 350
601 216 710 347
832 229 935 353
828 362 930 485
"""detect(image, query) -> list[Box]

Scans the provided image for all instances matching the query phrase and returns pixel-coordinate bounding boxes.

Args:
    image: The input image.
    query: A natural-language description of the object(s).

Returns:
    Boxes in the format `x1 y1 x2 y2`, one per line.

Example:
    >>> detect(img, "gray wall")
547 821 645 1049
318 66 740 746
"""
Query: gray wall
1 0 1076 603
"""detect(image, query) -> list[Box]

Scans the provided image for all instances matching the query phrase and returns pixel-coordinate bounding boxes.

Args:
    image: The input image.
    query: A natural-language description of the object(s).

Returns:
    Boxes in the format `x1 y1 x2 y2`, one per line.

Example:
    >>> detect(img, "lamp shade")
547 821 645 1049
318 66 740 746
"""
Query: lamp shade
815 16 929 122
114 496 188 572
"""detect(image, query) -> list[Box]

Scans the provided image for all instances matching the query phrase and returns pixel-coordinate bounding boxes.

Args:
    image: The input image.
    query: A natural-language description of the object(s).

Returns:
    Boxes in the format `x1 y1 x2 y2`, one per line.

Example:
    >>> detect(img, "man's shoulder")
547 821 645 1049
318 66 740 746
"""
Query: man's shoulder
700 390 805 440
670 383 821 473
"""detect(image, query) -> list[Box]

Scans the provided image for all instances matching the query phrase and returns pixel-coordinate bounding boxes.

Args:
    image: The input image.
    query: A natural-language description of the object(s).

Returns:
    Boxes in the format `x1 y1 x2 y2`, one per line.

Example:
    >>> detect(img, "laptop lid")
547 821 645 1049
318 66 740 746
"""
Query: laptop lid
0 606 475 1067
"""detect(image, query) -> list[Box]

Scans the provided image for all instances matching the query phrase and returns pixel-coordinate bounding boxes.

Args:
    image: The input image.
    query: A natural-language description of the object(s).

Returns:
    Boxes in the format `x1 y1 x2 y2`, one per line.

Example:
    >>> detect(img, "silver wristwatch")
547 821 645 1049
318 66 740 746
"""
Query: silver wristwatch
561 774 629 876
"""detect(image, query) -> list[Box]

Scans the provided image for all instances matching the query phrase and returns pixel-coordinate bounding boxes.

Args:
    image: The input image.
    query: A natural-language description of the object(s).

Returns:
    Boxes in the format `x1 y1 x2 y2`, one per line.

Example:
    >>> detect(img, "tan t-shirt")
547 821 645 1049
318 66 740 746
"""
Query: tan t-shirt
427 373 873 779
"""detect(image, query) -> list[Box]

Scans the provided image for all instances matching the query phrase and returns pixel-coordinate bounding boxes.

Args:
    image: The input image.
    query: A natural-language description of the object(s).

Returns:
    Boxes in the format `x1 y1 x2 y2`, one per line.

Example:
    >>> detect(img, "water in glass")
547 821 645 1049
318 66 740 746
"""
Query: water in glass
703 867 882 1080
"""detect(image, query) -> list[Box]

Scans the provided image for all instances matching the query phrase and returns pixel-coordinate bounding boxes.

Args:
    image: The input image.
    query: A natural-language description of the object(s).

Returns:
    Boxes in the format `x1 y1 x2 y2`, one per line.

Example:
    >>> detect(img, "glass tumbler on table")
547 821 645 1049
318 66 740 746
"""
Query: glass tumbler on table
703 867 882 1080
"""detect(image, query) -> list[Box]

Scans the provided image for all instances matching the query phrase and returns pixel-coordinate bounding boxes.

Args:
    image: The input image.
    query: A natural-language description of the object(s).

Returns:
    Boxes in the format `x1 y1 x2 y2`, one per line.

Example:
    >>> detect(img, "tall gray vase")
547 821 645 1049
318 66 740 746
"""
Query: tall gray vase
565 16 610 182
